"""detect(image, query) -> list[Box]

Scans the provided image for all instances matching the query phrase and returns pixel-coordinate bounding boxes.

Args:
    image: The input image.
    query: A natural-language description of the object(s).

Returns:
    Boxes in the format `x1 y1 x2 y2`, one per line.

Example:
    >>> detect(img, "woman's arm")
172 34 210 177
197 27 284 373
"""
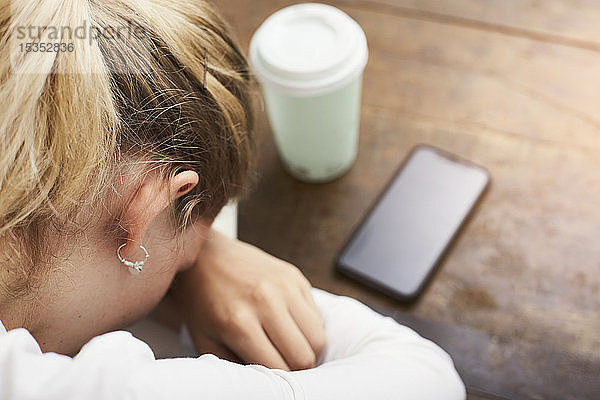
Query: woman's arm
0 288 464 400
294 288 466 399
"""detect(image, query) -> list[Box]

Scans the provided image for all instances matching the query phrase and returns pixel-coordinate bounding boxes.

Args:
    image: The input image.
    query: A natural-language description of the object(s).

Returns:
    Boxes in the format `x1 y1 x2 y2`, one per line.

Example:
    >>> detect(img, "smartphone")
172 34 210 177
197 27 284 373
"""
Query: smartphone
336 145 490 302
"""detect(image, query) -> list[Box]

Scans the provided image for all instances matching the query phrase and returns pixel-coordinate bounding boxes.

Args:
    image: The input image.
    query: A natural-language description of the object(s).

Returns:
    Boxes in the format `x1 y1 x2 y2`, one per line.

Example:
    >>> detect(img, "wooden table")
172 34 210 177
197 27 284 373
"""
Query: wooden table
214 1 600 398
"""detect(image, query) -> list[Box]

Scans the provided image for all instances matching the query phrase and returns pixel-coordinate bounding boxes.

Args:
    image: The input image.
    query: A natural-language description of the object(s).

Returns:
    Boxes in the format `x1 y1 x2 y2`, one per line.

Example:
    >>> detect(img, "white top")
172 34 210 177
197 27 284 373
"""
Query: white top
211 201 238 239
0 288 465 400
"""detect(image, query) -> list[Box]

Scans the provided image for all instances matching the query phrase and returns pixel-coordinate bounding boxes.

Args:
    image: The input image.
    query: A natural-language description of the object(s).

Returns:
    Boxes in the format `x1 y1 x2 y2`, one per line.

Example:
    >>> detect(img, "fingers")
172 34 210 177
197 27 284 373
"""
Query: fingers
221 312 290 371
288 291 327 356
301 283 319 312
262 302 317 370
192 335 242 364
284 268 327 357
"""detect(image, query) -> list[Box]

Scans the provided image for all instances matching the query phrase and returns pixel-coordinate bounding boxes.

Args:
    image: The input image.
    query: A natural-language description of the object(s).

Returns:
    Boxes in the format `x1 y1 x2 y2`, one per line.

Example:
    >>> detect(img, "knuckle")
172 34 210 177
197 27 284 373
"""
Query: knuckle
300 275 312 290
280 262 306 281
291 267 311 288
251 281 274 303
221 308 250 335
286 263 303 277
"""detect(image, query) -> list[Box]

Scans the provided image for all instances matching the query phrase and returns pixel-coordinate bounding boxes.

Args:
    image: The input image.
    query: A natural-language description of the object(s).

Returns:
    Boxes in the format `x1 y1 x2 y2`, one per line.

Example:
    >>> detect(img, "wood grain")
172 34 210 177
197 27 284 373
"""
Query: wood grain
345 0 600 50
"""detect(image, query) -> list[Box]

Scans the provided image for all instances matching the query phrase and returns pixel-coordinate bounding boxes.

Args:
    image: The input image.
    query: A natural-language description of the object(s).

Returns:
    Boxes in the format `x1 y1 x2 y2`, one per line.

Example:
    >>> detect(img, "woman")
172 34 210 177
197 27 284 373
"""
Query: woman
0 0 466 398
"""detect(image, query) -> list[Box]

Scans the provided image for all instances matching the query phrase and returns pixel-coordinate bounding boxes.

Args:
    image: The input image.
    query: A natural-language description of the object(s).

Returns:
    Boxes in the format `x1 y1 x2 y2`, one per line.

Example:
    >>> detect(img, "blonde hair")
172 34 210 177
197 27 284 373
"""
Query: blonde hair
0 0 255 297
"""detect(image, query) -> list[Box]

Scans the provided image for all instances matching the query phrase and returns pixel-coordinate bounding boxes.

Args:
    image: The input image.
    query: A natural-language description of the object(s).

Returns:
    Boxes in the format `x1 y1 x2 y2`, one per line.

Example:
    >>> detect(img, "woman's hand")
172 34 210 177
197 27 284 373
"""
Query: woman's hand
172 229 326 371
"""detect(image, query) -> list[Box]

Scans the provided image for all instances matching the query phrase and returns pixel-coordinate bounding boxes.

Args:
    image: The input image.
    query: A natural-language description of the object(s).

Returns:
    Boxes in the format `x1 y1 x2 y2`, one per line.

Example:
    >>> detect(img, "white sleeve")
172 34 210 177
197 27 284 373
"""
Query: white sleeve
294 288 466 400
0 289 465 400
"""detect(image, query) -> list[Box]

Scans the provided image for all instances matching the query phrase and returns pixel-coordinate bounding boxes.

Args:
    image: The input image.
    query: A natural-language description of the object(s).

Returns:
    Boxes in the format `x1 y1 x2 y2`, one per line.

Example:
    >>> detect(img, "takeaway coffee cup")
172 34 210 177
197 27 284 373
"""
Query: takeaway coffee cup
249 3 368 182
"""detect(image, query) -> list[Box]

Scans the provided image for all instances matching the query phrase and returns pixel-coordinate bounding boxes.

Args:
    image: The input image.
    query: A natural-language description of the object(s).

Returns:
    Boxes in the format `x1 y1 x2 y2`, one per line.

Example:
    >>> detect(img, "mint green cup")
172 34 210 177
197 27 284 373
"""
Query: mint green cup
250 3 368 183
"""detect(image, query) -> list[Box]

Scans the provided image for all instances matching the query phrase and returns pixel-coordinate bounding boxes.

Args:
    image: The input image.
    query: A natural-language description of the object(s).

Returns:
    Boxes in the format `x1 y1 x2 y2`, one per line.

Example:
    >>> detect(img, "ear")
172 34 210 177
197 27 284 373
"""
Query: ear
119 170 199 259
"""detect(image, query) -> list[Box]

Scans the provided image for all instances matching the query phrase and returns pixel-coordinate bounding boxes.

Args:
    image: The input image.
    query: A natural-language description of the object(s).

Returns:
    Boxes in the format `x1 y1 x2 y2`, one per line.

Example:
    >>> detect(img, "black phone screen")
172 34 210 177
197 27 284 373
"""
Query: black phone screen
336 145 489 301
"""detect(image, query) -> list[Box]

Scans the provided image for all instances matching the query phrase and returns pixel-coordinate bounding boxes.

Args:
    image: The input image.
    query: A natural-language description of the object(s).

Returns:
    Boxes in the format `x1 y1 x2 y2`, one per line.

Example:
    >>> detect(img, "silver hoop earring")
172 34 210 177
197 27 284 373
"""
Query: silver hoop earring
117 244 149 275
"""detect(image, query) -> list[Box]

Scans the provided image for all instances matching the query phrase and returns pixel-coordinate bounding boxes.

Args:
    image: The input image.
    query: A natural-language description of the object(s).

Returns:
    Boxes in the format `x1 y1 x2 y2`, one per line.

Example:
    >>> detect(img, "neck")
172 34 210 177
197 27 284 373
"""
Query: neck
0 226 54 334
0 290 33 331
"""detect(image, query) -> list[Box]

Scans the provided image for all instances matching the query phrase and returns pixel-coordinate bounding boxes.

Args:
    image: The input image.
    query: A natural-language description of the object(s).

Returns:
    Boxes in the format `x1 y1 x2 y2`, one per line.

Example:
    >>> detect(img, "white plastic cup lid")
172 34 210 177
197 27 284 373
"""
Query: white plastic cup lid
250 3 368 96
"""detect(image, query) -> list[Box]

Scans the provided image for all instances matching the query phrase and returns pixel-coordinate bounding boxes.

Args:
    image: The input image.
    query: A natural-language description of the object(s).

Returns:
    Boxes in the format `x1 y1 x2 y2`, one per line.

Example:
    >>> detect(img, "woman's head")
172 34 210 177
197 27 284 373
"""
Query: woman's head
0 0 255 351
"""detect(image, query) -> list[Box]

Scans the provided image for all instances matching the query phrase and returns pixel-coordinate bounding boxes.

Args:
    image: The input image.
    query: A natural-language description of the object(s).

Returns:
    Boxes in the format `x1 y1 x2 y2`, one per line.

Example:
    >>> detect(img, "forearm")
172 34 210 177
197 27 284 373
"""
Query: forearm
288 289 466 399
